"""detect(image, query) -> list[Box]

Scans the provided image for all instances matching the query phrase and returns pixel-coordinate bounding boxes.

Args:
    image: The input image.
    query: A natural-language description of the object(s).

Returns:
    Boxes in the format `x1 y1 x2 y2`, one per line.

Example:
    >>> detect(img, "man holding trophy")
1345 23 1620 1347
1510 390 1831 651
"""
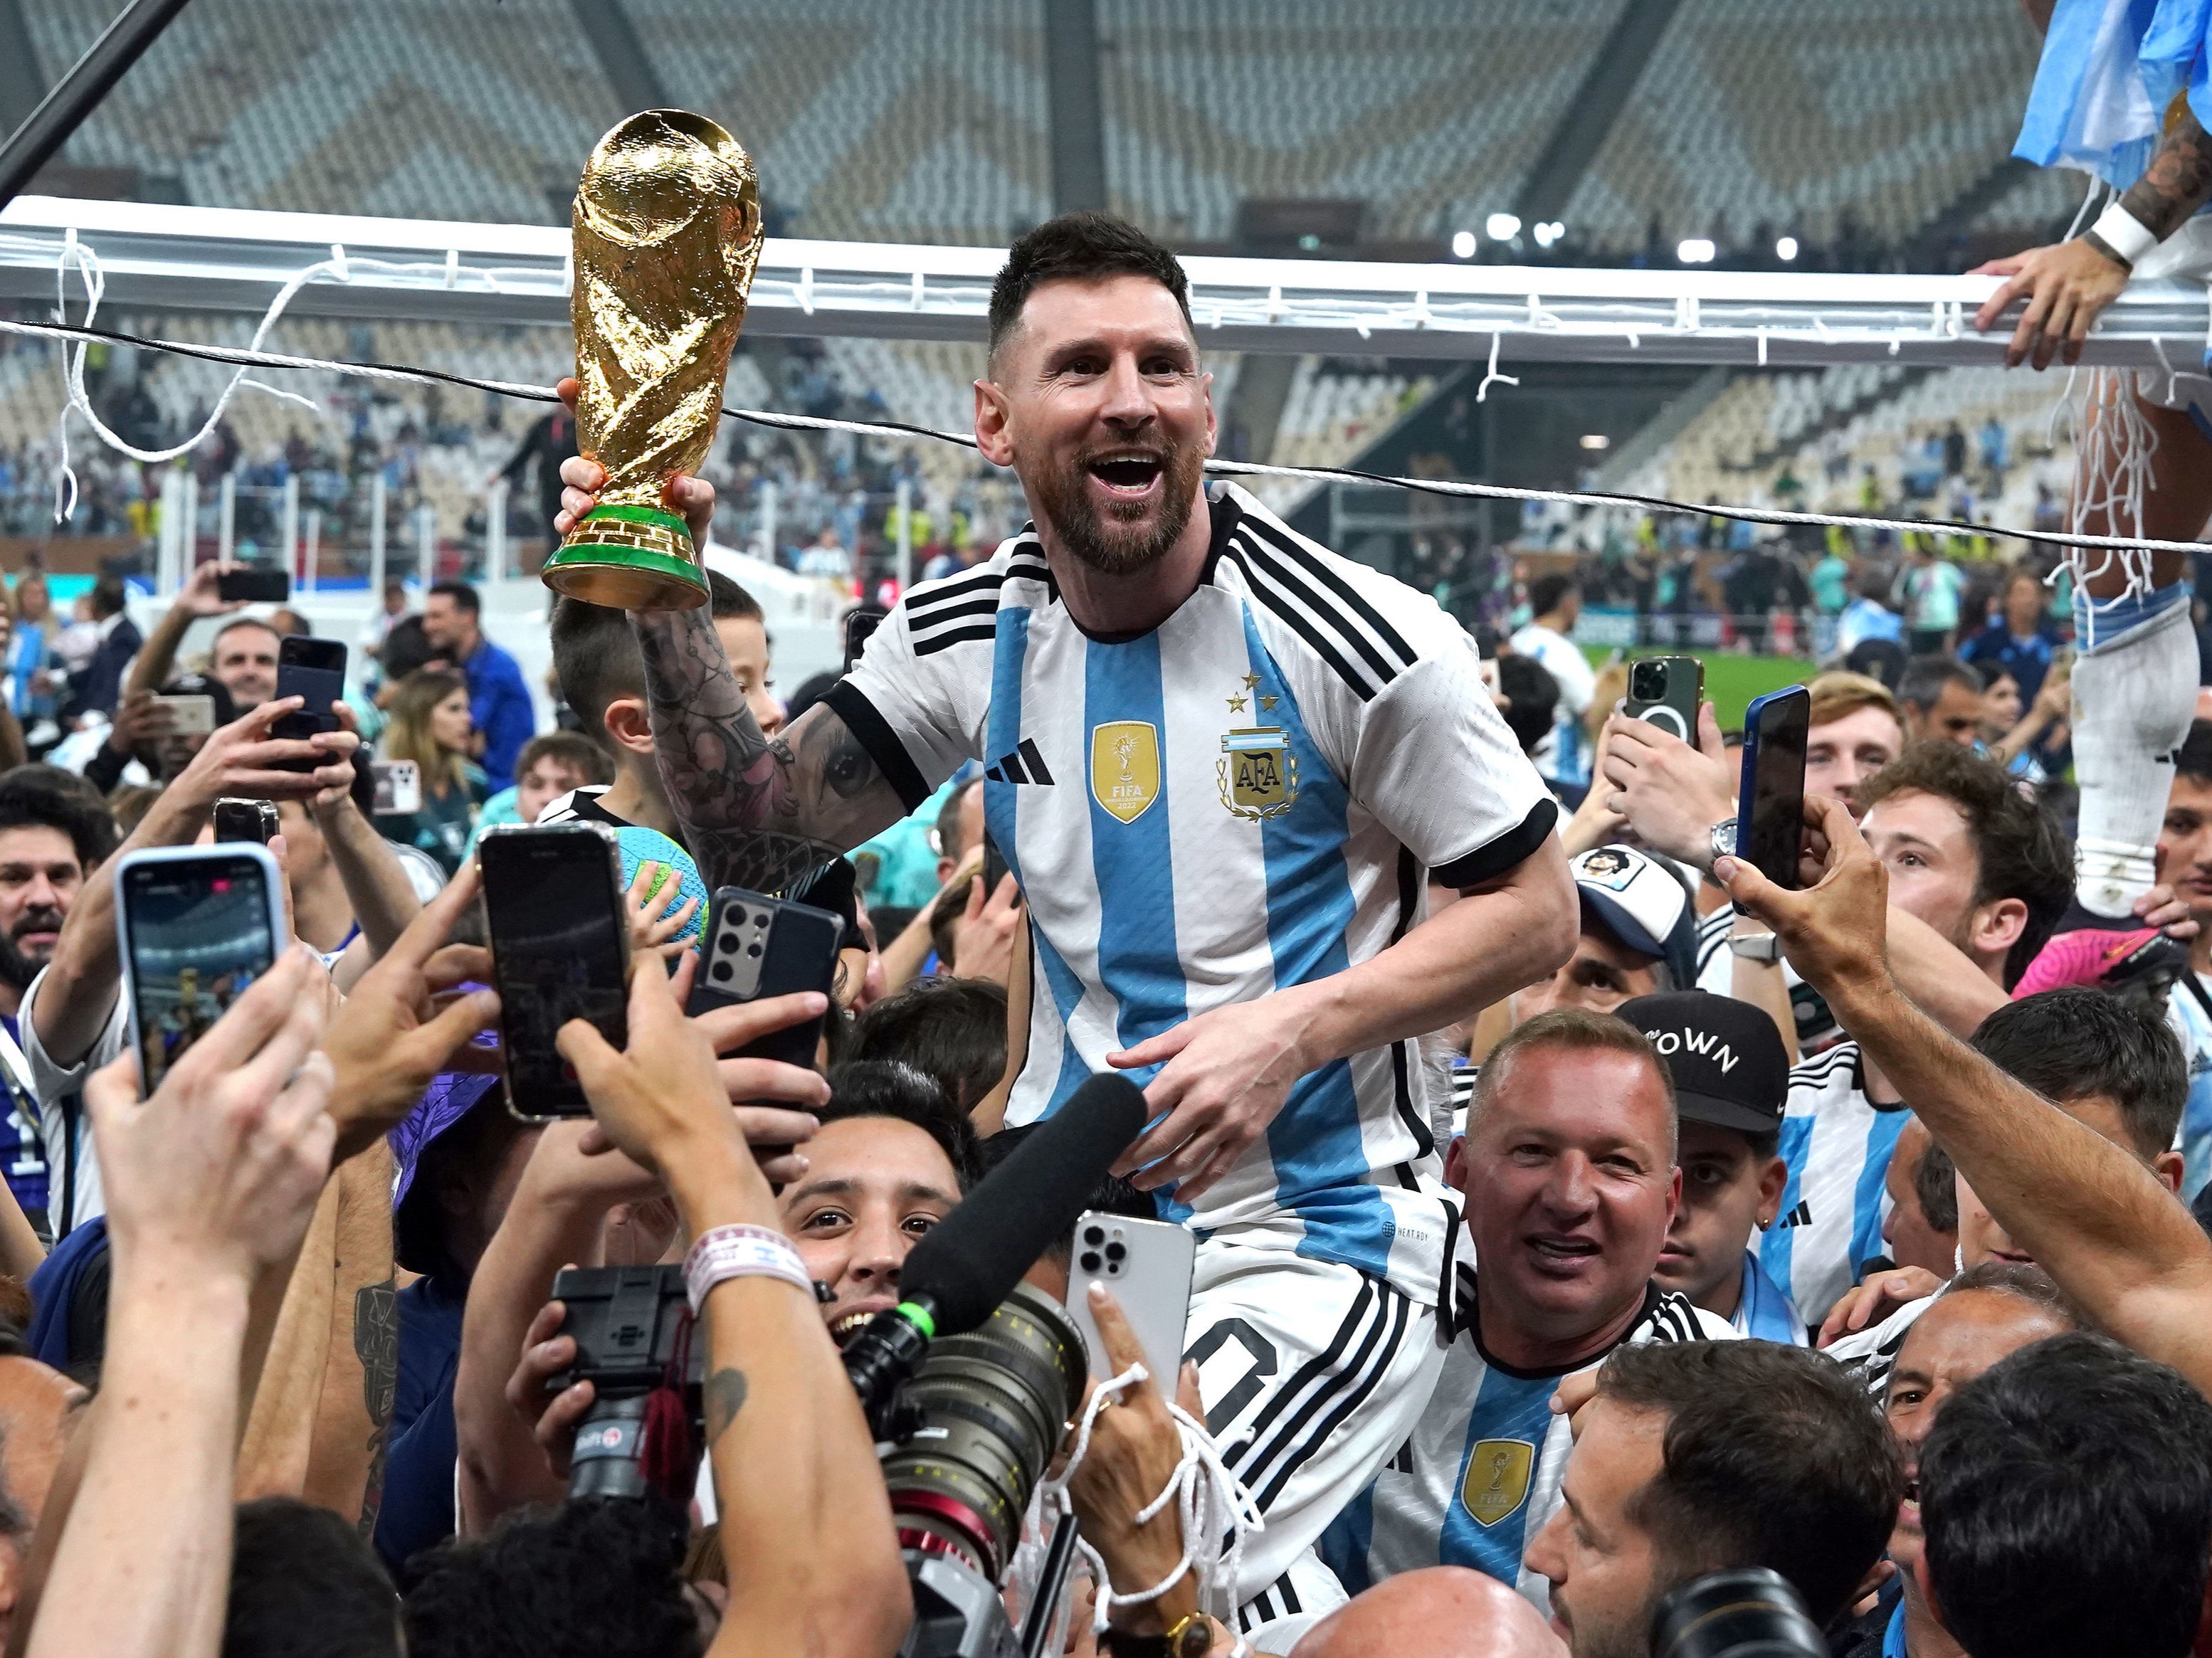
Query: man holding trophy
552 134 1576 1631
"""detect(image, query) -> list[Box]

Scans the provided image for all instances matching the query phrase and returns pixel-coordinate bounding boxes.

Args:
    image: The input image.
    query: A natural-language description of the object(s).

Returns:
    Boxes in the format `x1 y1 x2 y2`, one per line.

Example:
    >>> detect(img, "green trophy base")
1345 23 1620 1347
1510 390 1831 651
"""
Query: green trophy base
542 504 710 611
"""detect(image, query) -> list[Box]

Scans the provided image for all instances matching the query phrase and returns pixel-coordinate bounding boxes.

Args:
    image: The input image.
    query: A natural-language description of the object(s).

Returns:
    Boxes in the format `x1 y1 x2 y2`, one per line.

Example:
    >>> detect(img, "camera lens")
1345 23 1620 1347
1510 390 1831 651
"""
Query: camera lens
1105 1242 1126 1262
1631 661 1664 698
1079 1251 1101 1272
726 905 748 926
880 1284 1086 1582
1650 1568 1825 1658
747 943 763 957
711 960 734 982
1083 1225 1105 1246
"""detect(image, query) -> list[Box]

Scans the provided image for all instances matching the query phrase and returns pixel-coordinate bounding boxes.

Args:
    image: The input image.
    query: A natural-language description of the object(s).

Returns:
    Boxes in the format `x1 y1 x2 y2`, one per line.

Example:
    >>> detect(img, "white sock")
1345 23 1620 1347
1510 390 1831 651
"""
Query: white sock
2072 597 2198 919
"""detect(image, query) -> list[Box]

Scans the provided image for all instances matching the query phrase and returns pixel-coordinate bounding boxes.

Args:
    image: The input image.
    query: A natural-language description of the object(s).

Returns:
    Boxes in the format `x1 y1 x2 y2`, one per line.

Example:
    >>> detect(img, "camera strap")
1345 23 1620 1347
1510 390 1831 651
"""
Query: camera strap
638 1306 699 1506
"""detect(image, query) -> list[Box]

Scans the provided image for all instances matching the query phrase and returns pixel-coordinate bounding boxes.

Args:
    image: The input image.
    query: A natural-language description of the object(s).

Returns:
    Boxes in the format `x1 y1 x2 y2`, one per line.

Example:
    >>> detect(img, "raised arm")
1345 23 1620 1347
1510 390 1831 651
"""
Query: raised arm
1722 796 2212 1395
124 561 245 702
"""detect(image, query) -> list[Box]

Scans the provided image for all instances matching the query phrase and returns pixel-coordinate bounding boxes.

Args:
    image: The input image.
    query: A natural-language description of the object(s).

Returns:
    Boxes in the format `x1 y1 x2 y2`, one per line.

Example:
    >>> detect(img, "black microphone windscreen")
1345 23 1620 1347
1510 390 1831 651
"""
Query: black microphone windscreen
901 1072 1149 1335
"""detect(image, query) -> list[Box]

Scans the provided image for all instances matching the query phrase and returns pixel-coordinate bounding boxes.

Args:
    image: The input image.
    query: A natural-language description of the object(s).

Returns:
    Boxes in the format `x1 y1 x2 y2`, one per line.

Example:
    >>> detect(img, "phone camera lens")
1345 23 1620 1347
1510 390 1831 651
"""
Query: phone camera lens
727 905 748 926
1105 1242 1126 1262
1078 1251 1101 1273
1083 1225 1105 1246
711 961 734 982
747 942 763 958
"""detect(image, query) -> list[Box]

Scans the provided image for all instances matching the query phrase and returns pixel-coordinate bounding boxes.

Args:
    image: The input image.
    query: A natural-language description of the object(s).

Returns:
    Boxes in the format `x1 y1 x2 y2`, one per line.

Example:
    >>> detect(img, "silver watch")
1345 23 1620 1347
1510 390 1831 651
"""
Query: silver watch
1708 818 1738 870
1728 930 1784 963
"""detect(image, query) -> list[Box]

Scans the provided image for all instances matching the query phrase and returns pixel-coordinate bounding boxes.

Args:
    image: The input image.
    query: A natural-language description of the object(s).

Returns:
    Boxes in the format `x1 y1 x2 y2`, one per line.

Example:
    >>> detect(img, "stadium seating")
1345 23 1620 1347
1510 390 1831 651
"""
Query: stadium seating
1564 0 2050 255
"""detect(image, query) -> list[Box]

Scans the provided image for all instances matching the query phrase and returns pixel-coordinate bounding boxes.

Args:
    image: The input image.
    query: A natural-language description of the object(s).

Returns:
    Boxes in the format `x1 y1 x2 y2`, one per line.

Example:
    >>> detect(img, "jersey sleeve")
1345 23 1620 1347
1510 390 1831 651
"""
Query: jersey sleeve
824 598 991 813
1349 628 1558 888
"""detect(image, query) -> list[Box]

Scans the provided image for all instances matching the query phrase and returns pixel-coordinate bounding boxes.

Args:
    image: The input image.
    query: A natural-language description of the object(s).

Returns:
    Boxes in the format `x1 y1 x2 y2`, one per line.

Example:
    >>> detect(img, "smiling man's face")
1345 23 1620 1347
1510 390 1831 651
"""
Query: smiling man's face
976 273 1215 578
779 1116 963 1344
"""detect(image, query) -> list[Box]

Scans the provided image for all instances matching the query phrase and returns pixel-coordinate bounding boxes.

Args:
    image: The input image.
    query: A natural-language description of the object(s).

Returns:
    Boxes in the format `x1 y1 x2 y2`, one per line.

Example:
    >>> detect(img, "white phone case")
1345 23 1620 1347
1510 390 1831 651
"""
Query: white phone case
1068 1211 1196 1390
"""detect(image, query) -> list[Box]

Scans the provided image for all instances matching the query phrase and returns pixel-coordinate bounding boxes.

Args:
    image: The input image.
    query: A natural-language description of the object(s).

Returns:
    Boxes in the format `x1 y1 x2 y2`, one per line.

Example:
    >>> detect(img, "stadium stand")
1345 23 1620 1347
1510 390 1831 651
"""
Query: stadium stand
1564 0 2053 256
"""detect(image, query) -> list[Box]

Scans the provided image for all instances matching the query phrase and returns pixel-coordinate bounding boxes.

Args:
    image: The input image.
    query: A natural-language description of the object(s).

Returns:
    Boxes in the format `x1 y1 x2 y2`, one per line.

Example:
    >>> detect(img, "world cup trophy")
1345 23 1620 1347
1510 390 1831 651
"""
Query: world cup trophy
542 110 764 610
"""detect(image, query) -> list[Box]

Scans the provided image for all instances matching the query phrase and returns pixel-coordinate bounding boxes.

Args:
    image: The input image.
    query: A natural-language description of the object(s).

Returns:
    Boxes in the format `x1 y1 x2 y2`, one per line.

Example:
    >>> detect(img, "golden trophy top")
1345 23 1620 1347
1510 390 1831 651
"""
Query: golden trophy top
547 110 764 611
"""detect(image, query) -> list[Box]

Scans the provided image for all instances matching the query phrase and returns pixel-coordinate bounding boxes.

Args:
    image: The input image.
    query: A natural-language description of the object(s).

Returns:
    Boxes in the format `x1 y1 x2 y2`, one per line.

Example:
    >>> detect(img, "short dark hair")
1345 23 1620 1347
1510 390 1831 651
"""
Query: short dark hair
707 570 763 623
549 598 643 750
976 1121 1155 1265
401 1497 700 1658
1931 1258 2084 1329
226 1496 398 1658
2176 718 2212 786
1595 1341 1902 1627
1913 1139 1959 1234
428 580 480 616
1495 652 1559 756
1895 654 1981 713
987 213 1192 363
88 574 126 620
819 1060 979 1190
1920 1332 2212 1658
848 976 1007 1114
514 731 613 791
1969 989 2185 1160
1527 573 1578 620
0 766 117 870
1855 741 2073 987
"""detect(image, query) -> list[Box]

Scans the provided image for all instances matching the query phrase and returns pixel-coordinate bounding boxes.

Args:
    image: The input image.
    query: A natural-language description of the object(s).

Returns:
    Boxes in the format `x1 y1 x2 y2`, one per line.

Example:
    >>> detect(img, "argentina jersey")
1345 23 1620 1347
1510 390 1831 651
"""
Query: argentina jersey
1733 1250 1808 1344
2166 977 2212 1201
1318 1263 1737 1612
1753 1042 1910 1330
834 482 1554 1301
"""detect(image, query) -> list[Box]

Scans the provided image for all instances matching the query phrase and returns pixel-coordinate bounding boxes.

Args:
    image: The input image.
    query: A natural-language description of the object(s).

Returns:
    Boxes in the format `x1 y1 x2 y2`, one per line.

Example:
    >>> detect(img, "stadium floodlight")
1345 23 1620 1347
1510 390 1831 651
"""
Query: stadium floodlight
1579 433 1610 450
1532 223 1558 249
1776 236 1800 262
1678 238 1717 265
1450 229 1476 260
1485 213 1521 242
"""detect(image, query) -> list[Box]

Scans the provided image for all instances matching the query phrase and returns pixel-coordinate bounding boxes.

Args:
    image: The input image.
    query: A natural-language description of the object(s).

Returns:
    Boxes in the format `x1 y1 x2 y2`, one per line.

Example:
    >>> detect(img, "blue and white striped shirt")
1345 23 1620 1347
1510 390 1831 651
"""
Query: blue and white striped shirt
838 484 1553 1302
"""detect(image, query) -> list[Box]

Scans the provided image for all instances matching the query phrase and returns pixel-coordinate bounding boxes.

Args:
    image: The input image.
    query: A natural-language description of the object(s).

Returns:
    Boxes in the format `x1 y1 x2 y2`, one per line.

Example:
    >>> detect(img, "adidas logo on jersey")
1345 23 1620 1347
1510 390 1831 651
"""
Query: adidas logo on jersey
1776 1200 1813 1229
984 739 1055 786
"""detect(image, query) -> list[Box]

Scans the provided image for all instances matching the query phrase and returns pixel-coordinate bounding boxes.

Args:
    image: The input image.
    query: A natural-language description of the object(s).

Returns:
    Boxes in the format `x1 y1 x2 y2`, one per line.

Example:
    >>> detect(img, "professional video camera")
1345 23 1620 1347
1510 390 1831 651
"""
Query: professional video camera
1650 1568 1826 1658
841 1074 1151 1658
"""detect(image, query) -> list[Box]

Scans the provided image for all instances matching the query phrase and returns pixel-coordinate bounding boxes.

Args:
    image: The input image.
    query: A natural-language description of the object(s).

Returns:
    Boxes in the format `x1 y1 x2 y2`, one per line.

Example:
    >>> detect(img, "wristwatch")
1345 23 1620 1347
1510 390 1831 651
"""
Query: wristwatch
1104 1614 1216 1658
1708 818 1739 870
1728 929 1784 963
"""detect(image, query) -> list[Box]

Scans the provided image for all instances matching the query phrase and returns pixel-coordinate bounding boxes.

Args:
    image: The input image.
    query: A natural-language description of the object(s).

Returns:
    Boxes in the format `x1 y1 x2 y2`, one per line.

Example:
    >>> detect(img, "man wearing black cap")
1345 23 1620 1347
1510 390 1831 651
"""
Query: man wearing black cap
1619 993 1803 1343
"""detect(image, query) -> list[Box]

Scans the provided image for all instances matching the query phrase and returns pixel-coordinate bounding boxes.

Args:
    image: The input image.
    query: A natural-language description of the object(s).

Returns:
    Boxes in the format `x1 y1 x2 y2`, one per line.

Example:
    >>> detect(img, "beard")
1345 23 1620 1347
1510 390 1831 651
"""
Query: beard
0 907 61 993
1030 437 1206 577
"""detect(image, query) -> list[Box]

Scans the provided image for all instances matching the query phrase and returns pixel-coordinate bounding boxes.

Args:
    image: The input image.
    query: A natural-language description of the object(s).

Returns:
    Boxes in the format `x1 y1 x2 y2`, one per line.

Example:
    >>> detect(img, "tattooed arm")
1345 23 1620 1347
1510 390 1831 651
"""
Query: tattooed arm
631 605 910 894
1974 107 2212 368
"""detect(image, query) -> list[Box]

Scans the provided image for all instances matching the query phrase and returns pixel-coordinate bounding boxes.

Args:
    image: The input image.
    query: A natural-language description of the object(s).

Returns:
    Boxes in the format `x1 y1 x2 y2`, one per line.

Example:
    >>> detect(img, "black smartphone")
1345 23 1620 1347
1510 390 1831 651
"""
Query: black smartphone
271 635 347 759
478 823 631 1119
1624 655 1705 744
115 843 286 1097
685 887 841 1067
216 566 290 603
212 797 279 844
1735 685 1811 890
843 604 889 673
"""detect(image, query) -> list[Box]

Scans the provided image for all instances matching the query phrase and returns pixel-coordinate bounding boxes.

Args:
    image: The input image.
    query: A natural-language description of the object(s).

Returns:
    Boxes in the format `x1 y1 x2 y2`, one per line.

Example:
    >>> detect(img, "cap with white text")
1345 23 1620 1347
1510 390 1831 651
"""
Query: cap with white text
1616 990 1789 1137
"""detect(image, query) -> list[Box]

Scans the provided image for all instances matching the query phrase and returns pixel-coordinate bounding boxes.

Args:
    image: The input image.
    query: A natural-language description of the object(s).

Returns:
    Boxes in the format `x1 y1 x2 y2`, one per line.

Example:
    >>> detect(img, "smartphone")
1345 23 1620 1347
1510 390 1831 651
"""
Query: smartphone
1067 1212 1196 1388
1624 655 1705 744
371 759 422 815
212 798 279 845
1735 685 1811 890
685 887 841 1067
272 635 347 761
843 604 888 673
151 692 216 736
115 843 286 1098
478 823 631 1119
216 566 290 603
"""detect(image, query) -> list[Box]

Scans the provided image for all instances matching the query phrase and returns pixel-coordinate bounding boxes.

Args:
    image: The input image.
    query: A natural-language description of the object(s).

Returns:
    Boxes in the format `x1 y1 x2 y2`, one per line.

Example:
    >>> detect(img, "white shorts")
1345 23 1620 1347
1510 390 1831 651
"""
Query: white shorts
1186 1238 1443 1618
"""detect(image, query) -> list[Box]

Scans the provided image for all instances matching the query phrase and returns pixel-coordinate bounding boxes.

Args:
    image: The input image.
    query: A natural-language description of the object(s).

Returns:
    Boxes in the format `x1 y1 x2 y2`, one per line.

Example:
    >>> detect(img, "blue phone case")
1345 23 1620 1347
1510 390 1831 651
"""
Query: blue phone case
1735 685 1812 878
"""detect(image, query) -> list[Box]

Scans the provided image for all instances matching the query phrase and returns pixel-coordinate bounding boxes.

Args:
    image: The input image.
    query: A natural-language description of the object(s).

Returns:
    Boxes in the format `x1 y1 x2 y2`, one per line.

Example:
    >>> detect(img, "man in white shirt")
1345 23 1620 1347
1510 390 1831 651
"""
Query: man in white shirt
555 211 1578 1616
1510 576 1595 789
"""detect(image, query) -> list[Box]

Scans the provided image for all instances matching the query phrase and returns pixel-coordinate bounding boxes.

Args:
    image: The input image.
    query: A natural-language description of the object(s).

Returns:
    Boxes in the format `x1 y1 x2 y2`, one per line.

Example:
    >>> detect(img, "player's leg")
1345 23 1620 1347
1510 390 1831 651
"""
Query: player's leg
2062 374 2209 926
1182 1245 1443 1617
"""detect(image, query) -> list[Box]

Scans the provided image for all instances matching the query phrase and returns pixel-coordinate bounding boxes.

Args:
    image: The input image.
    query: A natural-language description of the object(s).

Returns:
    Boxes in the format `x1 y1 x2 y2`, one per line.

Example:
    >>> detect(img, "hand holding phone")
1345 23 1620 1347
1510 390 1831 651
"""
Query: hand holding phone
1735 685 1811 890
1624 656 1705 744
685 887 840 1065
216 566 290 604
272 637 347 760
1067 1212 1196 1387
116 844 288 1097
478 824 631 1119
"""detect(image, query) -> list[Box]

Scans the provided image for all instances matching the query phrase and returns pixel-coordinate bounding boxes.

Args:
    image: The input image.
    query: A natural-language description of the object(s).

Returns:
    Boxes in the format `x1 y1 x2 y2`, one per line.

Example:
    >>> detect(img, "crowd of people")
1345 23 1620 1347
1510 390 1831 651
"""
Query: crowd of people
0 182 2210 1658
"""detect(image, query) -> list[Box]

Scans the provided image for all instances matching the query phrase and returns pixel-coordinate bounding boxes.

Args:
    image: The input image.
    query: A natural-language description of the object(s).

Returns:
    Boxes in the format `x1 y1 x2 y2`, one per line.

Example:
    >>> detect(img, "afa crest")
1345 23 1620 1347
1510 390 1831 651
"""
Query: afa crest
1460 1438 1534 1528
1218 727 1297 818
1091 721 1161 825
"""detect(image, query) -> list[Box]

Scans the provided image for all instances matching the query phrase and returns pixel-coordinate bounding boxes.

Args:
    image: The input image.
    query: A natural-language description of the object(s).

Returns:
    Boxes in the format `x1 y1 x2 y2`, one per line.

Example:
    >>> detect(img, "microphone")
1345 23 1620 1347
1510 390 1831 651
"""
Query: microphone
842 1072 1149 1435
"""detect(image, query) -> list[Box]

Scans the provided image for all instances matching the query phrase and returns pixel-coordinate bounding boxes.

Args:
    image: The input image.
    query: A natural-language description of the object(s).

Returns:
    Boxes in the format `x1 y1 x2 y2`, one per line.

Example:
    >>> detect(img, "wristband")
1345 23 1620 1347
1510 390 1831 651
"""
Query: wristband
683 1224 813 1313
2089 201 2157 268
